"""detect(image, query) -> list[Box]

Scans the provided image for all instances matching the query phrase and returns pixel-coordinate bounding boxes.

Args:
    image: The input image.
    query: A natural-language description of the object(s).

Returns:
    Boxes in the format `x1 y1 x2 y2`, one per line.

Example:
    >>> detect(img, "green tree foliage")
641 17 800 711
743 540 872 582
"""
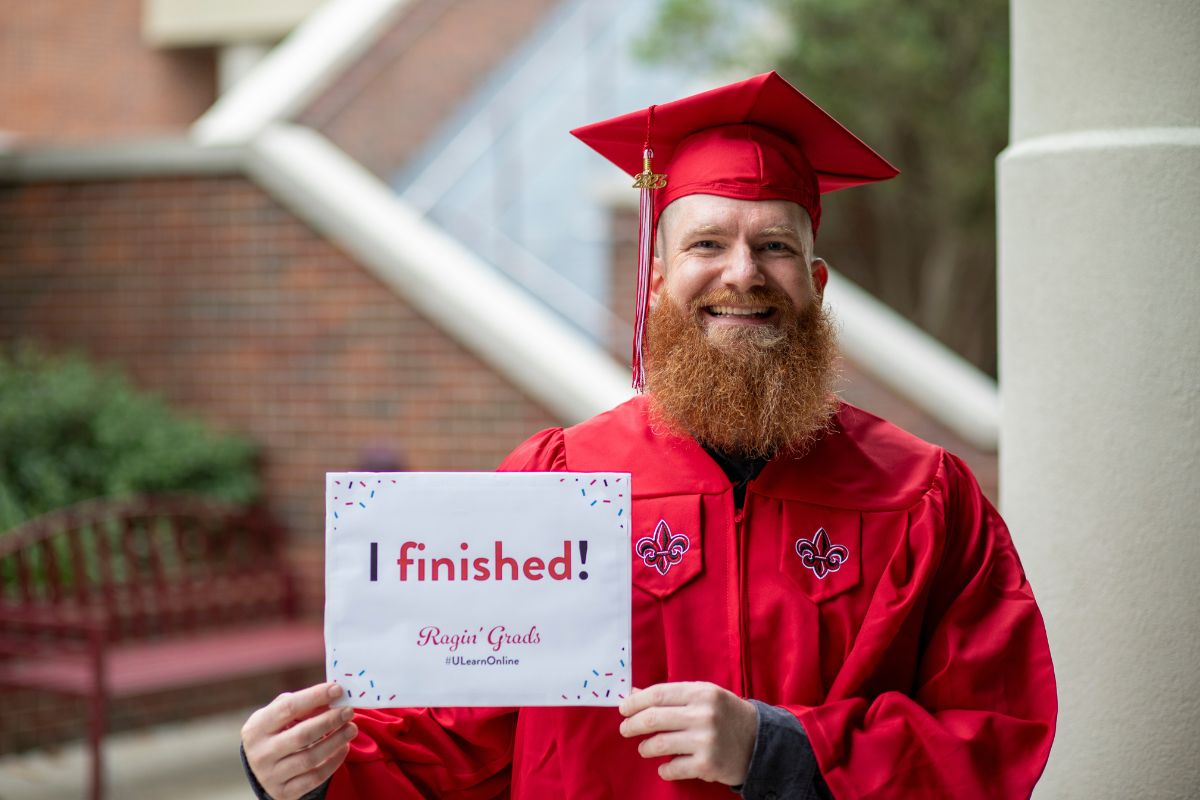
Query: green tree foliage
0 345 259 531
637 0 1009 374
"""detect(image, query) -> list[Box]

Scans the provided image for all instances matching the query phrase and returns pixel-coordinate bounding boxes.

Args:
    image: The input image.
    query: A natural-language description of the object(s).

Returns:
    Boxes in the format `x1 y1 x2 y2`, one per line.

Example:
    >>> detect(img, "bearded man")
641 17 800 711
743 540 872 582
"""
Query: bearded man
240 72 1057 800
644 195 838 462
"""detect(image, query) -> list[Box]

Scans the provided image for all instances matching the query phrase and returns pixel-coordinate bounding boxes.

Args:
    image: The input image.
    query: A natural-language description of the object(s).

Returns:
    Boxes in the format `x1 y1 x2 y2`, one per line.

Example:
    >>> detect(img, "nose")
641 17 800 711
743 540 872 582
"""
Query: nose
720 240 766 293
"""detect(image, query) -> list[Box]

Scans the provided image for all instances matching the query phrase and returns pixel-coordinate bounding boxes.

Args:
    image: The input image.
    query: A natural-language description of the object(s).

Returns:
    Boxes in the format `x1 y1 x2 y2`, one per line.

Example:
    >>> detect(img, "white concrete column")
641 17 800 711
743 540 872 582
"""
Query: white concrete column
998 2 1200 797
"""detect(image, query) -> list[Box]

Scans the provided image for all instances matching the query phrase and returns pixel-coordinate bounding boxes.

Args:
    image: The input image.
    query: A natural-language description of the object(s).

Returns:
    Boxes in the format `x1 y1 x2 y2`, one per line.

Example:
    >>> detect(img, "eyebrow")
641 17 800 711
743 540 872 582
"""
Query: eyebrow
678 224 802 238
681 223 729 238
757 225 802 239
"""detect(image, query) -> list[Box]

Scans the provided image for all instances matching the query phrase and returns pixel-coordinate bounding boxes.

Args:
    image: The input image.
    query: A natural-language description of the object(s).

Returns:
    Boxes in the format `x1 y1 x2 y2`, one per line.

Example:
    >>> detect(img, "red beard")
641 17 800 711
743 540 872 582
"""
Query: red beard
644 286 839 459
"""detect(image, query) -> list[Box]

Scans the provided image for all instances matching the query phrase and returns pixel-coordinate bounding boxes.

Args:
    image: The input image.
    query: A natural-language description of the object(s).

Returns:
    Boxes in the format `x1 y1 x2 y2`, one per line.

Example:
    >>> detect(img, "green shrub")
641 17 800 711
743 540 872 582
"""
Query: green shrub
0 344 259 531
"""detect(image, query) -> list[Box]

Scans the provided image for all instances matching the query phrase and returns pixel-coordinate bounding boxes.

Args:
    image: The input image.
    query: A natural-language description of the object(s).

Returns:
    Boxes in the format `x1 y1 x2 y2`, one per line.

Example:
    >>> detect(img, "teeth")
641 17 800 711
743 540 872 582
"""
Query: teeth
709 306 769 316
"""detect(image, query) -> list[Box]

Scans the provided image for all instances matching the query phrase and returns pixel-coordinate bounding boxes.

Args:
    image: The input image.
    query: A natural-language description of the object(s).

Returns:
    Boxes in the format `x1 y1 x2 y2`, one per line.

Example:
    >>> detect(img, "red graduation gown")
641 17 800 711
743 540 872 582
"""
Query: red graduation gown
327 397 1056 799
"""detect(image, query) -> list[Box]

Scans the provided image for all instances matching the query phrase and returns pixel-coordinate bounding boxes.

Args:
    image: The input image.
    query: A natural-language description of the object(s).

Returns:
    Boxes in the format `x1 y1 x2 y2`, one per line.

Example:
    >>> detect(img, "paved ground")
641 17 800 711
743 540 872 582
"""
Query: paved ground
0 710 253 800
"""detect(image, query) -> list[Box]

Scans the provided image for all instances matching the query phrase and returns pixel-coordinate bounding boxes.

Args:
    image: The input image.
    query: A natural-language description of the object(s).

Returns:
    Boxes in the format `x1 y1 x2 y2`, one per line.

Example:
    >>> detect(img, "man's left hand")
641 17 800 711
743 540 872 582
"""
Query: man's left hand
618 681 758 785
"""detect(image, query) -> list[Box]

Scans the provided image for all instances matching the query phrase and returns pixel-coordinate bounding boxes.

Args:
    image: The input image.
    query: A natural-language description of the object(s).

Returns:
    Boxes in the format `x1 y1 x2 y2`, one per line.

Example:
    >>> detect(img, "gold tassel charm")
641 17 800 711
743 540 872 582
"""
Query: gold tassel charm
632 150 667 190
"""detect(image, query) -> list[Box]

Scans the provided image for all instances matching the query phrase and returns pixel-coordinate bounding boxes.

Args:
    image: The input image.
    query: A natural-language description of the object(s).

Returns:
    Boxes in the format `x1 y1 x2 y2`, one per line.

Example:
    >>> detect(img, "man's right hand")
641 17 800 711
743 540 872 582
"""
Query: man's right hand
242 682 358 800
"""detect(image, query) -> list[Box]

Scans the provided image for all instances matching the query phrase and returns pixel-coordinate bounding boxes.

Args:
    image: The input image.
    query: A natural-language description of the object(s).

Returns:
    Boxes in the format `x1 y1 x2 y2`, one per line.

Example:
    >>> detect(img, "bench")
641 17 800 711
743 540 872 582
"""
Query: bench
0 495 324 800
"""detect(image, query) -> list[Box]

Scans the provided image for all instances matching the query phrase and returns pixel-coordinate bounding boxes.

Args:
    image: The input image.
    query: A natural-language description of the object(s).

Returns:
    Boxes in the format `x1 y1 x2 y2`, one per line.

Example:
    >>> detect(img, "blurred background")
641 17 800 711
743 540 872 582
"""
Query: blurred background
0 0 1003 790
2 0 1196 798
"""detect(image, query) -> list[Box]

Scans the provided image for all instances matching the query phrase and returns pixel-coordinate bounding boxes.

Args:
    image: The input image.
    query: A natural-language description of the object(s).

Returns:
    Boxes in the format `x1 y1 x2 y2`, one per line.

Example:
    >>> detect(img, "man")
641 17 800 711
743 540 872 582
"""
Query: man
241 72 1056 799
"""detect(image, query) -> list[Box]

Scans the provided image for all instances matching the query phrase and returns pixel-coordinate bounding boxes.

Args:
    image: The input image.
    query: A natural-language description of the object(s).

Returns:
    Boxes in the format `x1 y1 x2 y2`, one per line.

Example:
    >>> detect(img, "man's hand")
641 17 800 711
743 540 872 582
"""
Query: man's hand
241 682 358 800
618 681 758 785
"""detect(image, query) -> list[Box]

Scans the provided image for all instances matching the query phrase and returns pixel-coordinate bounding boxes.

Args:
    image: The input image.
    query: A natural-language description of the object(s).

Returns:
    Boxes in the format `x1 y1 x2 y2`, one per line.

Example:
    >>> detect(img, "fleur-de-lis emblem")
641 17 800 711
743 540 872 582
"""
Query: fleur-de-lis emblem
794 528 849 580
635 519 691 576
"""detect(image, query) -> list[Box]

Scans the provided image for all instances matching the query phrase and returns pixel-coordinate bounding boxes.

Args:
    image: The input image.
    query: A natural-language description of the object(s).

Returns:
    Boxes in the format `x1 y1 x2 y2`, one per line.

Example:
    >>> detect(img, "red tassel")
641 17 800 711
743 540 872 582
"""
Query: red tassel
632 149 654 392
631 106 665 392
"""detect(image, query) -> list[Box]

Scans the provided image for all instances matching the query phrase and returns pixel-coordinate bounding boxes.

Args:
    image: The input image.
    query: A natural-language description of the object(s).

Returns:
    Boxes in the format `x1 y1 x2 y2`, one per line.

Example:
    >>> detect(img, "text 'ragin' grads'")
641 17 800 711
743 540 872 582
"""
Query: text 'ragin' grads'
367 540 592 582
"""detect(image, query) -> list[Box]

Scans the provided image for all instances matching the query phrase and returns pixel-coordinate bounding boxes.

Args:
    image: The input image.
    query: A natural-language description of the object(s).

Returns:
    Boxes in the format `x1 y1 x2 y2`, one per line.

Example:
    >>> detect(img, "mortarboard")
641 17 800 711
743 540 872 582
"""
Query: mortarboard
571 71 898 390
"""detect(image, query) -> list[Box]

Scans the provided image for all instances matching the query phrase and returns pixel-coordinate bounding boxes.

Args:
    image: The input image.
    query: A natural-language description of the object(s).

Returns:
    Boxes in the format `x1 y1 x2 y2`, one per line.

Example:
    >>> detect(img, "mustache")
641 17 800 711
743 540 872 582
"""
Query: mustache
687 287 793 314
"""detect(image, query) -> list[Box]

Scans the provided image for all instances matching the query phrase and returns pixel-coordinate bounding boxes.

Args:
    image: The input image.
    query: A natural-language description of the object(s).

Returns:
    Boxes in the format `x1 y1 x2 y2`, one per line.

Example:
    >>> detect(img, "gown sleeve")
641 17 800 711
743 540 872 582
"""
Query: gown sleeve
785 452 1057 799
495 426 569 473
323 428 568 799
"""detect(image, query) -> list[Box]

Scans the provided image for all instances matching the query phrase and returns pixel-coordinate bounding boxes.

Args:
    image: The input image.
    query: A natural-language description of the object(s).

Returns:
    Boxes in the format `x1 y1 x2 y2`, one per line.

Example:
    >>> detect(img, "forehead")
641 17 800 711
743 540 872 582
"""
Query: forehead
662 194 809 237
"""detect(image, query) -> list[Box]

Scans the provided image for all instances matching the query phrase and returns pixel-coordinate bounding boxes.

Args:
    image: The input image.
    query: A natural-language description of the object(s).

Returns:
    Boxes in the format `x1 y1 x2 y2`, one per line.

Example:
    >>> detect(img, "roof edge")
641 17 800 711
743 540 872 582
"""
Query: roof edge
0 138 242 181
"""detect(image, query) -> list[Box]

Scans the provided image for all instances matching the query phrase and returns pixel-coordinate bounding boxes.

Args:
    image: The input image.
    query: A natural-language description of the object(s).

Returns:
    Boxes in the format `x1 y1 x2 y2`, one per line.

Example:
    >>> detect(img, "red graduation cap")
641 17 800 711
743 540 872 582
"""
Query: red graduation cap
571 71 898 390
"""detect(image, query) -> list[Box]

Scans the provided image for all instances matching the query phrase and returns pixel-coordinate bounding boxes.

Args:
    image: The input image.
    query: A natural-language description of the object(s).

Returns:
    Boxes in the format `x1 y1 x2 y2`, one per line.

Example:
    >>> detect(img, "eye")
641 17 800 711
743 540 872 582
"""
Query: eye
761 241 793 253
690 240 719 250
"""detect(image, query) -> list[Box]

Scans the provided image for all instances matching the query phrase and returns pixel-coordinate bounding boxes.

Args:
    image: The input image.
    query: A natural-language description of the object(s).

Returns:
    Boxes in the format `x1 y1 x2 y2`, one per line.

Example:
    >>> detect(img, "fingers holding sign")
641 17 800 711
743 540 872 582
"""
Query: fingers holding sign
618 682 758 785
242 682 358 800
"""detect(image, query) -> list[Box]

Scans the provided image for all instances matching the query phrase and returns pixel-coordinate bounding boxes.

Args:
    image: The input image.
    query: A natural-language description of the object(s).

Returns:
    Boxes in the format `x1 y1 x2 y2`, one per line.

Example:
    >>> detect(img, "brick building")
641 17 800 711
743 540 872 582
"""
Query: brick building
1 0 998 753
0 0 612 753
1 0 590 545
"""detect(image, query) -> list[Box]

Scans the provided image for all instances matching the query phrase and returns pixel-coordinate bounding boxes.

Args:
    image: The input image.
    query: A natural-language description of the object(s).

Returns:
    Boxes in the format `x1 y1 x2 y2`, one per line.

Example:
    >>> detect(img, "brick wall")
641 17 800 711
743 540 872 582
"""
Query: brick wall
0 175 560 543
0 0 216 143
299 0 561 181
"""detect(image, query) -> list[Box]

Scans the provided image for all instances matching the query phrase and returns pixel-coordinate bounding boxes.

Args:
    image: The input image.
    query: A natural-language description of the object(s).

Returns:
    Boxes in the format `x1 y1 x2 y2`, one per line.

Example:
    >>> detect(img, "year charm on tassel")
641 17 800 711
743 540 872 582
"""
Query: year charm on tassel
632 151 667 190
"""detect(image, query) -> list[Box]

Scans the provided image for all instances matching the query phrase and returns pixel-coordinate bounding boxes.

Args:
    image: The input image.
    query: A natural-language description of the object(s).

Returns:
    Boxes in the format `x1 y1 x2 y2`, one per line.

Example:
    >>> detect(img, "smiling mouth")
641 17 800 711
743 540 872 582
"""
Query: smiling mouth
704 305 774 320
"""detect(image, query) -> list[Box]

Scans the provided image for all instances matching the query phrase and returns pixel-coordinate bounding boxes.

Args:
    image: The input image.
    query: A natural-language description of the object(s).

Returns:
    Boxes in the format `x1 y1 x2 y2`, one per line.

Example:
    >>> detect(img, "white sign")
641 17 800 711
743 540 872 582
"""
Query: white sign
324 472 632 708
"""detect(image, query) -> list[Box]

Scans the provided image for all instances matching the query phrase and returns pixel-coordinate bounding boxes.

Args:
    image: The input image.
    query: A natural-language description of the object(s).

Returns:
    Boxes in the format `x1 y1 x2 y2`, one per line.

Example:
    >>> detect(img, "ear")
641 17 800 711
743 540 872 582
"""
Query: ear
810 257 829 301
649 256 667 306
